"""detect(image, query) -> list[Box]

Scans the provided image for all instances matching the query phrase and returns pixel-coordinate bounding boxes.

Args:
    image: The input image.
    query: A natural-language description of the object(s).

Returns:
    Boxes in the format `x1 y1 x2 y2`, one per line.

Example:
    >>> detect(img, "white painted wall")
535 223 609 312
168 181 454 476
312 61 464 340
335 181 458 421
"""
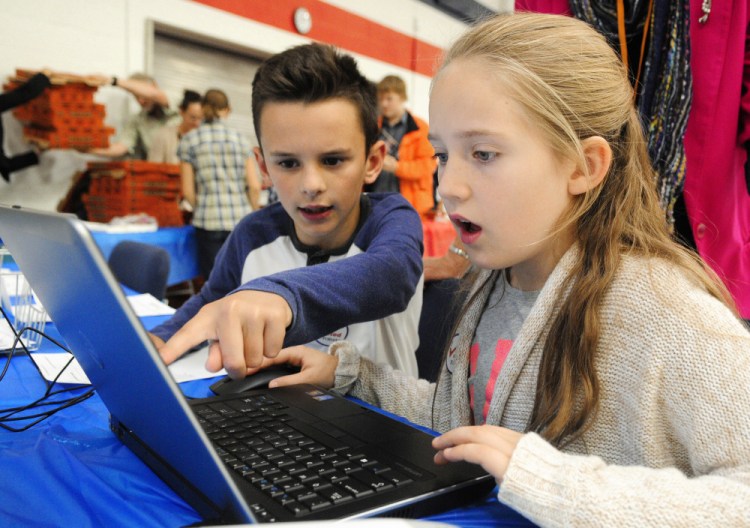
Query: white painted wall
0 0 478 210
477 0 515 12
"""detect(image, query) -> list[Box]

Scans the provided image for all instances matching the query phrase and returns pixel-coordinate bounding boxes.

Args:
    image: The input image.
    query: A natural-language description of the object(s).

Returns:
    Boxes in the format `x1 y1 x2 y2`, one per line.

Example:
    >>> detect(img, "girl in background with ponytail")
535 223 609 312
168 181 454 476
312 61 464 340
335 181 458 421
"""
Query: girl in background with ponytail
178 88 261 278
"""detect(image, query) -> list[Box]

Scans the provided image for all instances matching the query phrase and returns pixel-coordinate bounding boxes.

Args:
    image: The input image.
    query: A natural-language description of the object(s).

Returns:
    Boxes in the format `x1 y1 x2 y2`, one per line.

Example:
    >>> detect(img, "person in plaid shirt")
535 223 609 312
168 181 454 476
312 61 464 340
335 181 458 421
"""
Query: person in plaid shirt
178 88 261 278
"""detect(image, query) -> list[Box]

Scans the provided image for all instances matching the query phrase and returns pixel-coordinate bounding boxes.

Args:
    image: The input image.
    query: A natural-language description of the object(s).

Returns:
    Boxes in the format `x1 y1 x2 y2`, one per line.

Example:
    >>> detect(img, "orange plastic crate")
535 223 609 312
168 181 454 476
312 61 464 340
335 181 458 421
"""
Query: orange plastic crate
83 200 184 227
6 80 96 111
87 160 180 176
88 179 180 197
14 103 106 129
6 71 112 150
83 161 184 226
24 127 114 149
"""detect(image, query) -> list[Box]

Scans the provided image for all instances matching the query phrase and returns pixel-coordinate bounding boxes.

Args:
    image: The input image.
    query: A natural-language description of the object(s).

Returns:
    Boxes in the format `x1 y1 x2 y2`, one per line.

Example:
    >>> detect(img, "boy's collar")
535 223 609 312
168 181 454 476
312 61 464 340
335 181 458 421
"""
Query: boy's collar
383 111 408 128
286 194 372 266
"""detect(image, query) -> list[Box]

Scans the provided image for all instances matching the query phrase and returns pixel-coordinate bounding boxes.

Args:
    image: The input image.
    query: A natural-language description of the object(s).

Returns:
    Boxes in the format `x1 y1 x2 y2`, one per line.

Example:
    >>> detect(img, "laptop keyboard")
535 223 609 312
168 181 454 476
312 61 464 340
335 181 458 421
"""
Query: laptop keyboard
194 393 422 523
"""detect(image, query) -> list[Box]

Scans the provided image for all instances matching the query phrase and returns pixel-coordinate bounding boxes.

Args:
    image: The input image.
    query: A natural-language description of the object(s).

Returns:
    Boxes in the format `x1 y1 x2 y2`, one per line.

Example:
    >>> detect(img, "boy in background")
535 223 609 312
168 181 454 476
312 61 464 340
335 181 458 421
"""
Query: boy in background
365 75 436 217
152 43 424 378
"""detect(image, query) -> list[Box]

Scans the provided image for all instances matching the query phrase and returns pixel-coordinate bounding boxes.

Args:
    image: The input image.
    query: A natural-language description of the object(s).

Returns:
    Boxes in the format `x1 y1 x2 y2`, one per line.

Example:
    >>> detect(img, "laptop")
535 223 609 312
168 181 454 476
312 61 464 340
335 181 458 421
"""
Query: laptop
0 204 493 524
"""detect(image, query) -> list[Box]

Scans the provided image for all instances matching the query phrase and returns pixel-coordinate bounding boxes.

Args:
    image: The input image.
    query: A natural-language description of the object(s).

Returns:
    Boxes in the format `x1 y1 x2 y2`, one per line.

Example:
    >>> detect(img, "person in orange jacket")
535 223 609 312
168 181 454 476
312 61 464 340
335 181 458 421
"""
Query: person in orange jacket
366 75 437 217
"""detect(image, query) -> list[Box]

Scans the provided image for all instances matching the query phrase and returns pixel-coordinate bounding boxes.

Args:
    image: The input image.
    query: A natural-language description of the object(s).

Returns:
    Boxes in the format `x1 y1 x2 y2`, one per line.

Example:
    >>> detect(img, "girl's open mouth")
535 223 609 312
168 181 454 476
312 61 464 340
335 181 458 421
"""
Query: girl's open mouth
453 217 481 234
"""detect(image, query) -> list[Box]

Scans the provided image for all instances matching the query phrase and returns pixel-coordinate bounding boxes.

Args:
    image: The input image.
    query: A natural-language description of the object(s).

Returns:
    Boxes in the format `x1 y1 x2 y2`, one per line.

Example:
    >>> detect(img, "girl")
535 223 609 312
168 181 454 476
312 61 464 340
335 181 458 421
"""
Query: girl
256 13 750 525
178 89 261 278
148 89 203 164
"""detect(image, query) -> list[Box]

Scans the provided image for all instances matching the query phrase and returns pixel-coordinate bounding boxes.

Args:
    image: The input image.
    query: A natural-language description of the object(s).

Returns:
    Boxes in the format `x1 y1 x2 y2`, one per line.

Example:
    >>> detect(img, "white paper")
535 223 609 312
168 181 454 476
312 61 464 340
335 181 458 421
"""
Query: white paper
1 273 19 296
126 293 176 317
84 221 158 233
165 345 227 382
5 289 172 324
31 346 225 385
31 353 92 384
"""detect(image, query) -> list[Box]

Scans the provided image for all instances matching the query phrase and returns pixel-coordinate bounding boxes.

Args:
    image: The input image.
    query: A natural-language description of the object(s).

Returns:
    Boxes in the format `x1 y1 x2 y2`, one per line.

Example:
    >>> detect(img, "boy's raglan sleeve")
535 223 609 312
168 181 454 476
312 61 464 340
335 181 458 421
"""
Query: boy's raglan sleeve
232 195 424 347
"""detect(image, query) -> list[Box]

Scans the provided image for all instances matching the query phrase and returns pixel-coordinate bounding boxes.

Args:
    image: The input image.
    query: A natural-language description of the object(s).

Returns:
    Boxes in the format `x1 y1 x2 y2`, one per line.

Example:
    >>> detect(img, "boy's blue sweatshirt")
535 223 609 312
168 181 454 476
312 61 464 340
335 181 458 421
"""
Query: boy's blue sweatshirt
151 193 424 375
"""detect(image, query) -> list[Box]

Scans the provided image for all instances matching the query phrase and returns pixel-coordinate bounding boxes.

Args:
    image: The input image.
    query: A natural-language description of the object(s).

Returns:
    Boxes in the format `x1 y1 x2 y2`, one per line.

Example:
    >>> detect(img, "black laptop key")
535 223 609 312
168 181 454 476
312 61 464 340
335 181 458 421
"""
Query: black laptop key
317 485 354 504
215 437 239 448
287 420 353 451
351 469 394 492
336 477 374 498
227 444 251 456
300 493 331 511
273 424 295 435
271 475 294 487
284 500 309 516
334 459 363 474
307 478 330 491
379 468 413 486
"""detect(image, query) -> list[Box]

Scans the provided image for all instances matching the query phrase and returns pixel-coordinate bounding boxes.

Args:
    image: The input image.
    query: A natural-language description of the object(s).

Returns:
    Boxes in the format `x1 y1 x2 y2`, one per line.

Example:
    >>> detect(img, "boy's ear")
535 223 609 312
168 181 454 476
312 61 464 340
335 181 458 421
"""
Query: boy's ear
363 140 386 185
254 146 270 178
568 136 612 196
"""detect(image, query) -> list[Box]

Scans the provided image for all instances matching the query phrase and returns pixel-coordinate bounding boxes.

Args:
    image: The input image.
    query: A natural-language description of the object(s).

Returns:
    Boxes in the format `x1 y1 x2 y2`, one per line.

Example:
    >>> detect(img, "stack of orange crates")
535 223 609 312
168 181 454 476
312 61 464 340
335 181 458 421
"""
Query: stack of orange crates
83 160 184 227
5 69 115 150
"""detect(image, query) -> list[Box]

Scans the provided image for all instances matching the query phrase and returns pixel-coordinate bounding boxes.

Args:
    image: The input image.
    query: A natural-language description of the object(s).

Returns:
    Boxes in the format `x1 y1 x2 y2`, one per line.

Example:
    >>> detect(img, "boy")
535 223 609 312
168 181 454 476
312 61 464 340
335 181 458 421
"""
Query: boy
153 43 424 379
365 75 436 217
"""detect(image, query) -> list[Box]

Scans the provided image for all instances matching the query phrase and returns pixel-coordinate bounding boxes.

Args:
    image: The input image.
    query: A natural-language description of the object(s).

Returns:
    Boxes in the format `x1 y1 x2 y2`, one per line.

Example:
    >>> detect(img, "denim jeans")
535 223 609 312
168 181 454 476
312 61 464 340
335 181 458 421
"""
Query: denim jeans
193 227 230 279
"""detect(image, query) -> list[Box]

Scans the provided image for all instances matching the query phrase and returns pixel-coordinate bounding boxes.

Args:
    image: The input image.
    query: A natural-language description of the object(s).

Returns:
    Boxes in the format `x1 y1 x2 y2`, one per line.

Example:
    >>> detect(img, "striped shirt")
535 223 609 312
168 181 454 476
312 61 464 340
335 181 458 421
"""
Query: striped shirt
178 120 253 231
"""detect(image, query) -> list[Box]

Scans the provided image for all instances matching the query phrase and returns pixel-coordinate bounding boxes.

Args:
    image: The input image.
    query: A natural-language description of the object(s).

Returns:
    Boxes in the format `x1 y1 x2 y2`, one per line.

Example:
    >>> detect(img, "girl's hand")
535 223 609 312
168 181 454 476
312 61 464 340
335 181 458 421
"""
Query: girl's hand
247 344 339 389
432 425 524 484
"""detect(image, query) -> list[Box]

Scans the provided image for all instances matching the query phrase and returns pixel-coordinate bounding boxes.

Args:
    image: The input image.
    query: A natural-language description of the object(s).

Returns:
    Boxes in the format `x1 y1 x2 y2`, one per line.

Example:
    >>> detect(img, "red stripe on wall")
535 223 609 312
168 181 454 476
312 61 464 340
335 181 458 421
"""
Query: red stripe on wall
192 0 443 77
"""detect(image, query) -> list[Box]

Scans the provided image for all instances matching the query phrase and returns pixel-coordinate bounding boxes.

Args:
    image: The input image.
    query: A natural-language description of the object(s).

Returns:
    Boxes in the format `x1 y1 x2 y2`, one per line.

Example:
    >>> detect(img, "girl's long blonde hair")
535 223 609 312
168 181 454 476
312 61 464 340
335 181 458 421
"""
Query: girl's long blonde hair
438 13 734 446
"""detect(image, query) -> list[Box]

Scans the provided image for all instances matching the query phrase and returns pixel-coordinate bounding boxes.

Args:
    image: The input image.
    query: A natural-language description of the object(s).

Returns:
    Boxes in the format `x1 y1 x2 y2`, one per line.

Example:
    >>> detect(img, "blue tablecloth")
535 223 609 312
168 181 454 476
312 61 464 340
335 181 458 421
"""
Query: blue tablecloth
91 226 199 286
0 317 534 527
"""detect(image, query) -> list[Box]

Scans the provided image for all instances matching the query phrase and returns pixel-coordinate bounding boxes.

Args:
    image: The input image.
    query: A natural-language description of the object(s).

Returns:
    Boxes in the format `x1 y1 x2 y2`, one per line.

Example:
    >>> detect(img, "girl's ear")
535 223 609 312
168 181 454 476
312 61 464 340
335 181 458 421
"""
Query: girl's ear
568 136 612 196
363 140 386 185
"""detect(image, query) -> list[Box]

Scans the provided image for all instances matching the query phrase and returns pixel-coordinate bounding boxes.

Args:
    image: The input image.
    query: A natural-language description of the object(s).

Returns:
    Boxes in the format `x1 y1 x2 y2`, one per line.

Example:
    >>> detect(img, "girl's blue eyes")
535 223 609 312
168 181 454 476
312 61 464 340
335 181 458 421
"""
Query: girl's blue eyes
433 151 497 165
473 151 496 162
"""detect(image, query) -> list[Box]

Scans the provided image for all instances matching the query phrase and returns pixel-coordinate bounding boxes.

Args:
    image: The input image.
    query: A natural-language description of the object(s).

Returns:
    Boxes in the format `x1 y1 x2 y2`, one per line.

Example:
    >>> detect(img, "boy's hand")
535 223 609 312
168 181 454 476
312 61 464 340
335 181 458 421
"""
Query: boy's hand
432 425 523 485
246 345 339 389
158 290 293 379
148 332 165 349
383 154 399 173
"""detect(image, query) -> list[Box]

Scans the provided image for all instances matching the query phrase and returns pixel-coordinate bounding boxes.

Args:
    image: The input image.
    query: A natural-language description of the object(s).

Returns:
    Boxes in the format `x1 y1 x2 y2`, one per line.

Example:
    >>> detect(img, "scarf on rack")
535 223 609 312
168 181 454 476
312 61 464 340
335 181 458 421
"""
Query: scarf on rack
569 0 692 228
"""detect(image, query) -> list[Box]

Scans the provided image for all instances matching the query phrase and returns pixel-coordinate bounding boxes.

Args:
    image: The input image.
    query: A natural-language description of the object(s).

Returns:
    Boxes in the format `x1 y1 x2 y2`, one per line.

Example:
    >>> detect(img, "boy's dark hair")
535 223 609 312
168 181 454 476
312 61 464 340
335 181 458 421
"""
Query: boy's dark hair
251 43 379 152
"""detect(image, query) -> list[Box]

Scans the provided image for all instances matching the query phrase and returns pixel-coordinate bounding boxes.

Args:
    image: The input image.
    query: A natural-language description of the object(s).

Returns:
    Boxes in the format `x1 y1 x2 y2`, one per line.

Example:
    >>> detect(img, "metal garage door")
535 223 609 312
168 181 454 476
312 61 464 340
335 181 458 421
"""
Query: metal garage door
152 32 263 148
